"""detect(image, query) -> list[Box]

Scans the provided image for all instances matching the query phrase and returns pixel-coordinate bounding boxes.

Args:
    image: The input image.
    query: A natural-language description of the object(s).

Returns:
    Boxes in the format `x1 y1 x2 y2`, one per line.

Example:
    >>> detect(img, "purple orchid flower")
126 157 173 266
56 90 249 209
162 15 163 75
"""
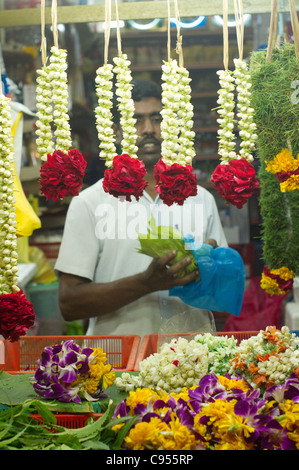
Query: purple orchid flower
31 340 95 403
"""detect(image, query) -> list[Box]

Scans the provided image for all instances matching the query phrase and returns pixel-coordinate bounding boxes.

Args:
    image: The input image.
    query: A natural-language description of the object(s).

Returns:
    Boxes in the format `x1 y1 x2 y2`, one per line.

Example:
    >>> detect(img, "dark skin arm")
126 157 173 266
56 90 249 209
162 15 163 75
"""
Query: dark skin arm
59 250 199 322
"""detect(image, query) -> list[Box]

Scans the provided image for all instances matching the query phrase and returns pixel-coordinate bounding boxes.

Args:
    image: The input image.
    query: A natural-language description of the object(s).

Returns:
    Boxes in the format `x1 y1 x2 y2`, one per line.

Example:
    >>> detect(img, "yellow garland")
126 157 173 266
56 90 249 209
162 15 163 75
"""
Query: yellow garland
266 148 299 192
260 266 294 296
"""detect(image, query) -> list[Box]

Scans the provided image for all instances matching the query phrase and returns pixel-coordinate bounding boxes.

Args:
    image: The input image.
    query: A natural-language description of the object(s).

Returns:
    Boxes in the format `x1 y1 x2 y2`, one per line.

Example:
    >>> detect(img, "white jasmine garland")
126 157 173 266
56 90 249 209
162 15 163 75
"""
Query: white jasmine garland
138 337 209 393
161 60 196 166
113 53 138 159
0 94 19 294
95 63 116 168
49 46 72 152
216 60 258 165
35 46 72 159
115 372 142 392
35 65 54 161
233 58 258 163
216 68 237 163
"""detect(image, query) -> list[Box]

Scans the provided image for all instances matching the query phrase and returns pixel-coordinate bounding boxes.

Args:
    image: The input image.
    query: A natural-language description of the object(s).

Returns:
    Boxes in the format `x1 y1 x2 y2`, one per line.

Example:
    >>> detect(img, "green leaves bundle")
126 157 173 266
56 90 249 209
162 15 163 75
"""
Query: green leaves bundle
138 215 199 280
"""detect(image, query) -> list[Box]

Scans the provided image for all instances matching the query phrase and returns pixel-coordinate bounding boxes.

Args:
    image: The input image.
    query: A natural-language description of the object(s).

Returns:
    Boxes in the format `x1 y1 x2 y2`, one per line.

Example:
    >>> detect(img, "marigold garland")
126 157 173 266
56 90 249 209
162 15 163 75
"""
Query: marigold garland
266 148 299 192
249 44 299 294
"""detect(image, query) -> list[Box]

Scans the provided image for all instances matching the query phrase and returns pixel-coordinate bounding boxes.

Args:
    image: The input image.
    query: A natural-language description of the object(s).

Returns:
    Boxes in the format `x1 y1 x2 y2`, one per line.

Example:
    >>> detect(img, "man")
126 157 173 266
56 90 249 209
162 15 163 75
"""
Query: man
55 80 227 336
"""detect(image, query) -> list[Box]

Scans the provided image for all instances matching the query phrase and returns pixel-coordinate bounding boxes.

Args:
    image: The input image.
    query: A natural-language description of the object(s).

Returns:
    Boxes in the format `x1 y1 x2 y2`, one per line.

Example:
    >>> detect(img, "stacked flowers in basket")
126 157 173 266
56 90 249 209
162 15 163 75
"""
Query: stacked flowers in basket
211 59 259 208
113 373 299 450
113 326 299 450
36 46 86 201
95 54 147 201
31 340 115 403
154 59 197 206
0 91 35 342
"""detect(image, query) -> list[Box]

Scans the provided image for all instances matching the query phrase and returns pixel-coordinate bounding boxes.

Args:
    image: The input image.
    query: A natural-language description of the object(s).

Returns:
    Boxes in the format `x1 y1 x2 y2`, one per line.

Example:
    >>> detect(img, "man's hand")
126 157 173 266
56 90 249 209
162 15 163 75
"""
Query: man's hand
140 250 199 292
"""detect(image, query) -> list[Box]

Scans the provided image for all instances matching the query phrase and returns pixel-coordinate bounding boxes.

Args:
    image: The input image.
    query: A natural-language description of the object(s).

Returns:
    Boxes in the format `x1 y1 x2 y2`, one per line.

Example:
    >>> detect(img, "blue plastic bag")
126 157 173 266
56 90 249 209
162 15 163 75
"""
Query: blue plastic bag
169 237 245 317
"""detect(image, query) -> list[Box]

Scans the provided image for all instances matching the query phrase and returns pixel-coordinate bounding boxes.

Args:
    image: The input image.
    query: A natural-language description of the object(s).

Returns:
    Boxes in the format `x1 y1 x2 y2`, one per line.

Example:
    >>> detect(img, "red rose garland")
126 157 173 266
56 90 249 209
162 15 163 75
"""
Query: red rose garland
0 290 35 342
210 157 259 209
40 149 87 202
102 154 148 202
154 159 197 206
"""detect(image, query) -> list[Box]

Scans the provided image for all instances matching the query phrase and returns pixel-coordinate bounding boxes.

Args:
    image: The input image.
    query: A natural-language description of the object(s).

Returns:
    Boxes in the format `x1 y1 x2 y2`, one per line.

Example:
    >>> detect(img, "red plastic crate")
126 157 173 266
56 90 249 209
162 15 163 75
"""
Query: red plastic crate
134 331 259 371
30 413 103 430
1 335 140 373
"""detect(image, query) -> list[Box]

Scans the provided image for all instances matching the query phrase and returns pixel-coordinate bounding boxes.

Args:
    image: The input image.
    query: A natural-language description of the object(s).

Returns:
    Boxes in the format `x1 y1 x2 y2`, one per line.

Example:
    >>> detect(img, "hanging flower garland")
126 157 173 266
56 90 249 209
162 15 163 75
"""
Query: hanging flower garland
0 91 35 342
94 0 147 202
36 1 86 202
154 1 197 206
154 59 197 206
210 1 259 209
250 39 299 296
101 53 148 201
265 148 299 192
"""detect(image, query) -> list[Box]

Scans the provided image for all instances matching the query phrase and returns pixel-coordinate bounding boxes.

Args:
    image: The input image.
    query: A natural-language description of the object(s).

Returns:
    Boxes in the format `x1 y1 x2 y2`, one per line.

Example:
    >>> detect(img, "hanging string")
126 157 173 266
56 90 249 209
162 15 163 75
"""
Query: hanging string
104 0 111 64
234 0 244 60
223 0 229 70
40 0 47 65
266 0 278 63
174 0 183 67
289 0 299 58
167 0 171 61
115 0 122 56
51 0 59 49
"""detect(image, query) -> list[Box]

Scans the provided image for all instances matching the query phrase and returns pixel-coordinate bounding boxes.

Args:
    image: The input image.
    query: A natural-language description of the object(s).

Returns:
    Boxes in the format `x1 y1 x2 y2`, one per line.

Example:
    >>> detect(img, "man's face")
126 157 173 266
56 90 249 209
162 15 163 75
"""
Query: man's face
133 97 162 169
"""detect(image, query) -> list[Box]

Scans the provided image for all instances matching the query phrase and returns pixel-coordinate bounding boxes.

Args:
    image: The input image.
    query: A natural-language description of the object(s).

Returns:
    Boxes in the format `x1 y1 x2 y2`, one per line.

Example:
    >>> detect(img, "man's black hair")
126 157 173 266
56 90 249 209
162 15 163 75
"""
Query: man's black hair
112 79 162 123
131 79 162 102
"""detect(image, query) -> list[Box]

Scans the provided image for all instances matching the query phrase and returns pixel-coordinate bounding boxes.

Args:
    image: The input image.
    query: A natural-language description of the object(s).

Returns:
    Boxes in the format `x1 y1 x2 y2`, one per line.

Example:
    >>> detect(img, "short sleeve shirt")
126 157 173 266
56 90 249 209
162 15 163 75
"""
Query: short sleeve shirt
55 179 227 336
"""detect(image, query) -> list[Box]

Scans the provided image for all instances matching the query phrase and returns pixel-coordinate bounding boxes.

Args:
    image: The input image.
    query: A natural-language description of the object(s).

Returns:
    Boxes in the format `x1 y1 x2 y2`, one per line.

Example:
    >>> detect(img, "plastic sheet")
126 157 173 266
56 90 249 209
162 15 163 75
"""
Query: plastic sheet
169 237 245 317
223 277 286 331
157 308 216 350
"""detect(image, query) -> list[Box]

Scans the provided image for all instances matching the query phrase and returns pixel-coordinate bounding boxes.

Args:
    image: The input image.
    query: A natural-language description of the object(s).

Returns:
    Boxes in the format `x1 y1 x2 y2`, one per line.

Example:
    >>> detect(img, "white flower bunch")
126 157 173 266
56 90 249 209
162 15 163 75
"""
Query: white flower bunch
113 53 138 159
94 63 116 168
194 332 239 375
0 94 19 294
228 326 299 387
216 60 258 165
49 46 72 153
138 337 209 393
233 58 258 163
161 60 195 166
216 68 237 163
35 65 54 161
35 46 72 159
115 372 142 392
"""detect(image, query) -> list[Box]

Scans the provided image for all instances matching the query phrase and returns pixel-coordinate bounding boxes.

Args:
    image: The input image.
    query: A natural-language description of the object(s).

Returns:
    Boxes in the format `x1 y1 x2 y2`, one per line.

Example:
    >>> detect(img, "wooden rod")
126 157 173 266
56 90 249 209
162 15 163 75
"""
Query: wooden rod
0 0 296 28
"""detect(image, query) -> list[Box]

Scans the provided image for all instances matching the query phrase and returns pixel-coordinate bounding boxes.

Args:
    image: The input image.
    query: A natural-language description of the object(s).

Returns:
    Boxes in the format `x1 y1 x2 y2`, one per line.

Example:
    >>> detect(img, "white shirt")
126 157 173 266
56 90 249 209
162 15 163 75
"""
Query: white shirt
55 179 227 336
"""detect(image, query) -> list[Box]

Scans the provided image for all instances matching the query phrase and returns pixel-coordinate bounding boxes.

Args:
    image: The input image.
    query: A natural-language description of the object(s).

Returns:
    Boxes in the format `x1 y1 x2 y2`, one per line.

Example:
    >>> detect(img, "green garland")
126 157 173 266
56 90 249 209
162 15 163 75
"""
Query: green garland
249 43 299 275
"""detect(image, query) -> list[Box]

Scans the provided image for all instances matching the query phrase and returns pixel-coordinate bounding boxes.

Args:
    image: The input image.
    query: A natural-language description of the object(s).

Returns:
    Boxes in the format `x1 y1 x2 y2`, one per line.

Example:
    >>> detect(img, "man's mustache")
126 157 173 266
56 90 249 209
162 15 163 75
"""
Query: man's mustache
138 136 161 147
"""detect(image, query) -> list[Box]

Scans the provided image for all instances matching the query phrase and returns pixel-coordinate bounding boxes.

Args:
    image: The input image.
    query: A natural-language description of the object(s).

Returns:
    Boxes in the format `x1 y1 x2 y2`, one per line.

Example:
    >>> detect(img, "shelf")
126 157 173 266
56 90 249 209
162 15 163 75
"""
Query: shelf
20 165 41 182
